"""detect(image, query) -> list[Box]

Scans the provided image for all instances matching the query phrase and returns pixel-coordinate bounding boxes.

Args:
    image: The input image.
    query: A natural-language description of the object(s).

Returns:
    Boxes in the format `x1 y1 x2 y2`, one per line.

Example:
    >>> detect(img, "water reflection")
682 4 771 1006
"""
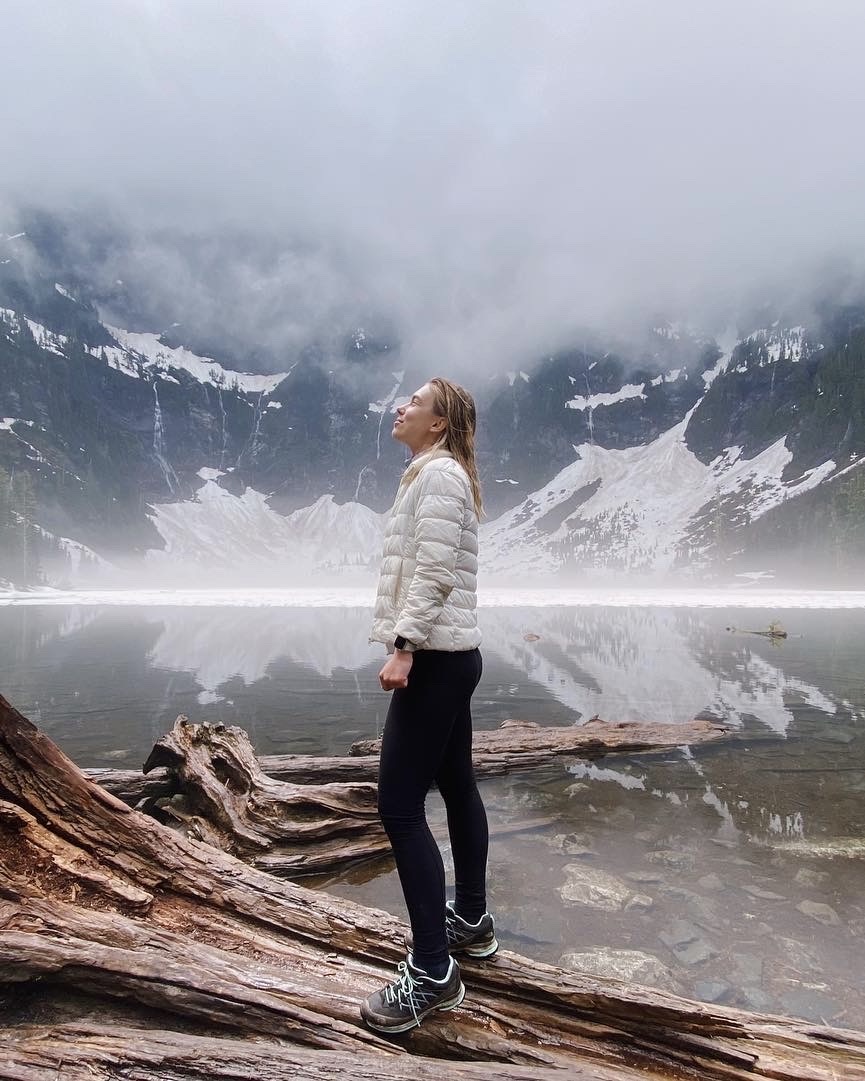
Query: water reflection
5 604 858 739
1 603 864 1027
143 605 863 738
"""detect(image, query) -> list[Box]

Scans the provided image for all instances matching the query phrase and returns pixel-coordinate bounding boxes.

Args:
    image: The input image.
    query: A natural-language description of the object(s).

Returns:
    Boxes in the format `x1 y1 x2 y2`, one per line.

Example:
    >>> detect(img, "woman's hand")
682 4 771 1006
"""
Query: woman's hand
379 650 414 691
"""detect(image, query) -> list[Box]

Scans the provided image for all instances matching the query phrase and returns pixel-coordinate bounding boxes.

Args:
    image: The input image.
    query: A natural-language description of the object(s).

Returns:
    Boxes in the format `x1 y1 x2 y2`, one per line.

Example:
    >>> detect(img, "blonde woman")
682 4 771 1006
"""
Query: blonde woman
361 377 496 1033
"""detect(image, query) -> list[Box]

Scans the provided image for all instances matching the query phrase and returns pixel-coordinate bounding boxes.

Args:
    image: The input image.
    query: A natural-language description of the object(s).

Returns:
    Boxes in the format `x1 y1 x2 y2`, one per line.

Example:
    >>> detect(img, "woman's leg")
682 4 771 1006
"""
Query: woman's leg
377 649 480 976
435 649 489 923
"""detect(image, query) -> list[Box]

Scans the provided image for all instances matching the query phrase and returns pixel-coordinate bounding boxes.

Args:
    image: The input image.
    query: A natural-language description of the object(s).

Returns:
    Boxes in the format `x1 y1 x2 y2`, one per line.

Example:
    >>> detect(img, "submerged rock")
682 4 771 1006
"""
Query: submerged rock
559 865 632 911
794 867 830 887
732 952 764 985
741 883 785 901
658 919 718 965
773 936 823 976
796 900 842 926
739 987 774 1011
646 848 696 870
780 988 843 1023
560 947 680 992
695 979 734 1004
626 870 664 885
547 832 597 858
764 838 865 859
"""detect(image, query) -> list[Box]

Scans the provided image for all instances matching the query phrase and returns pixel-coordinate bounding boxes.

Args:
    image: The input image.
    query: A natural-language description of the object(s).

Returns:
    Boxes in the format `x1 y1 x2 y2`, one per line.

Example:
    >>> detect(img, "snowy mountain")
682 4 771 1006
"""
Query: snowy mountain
482 318 865 584
1 231 864 589
482 403 838 581
146 470 384 583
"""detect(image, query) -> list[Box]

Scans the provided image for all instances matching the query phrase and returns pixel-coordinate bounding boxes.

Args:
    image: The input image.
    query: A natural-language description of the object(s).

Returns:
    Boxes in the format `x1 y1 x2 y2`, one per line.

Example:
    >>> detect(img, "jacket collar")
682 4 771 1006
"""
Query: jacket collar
404 446 453 472
394 446 454 500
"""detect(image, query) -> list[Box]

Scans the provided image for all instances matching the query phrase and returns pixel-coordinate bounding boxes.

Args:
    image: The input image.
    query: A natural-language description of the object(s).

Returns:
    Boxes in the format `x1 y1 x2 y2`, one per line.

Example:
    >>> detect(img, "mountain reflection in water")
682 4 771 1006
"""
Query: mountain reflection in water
1 602 863 1028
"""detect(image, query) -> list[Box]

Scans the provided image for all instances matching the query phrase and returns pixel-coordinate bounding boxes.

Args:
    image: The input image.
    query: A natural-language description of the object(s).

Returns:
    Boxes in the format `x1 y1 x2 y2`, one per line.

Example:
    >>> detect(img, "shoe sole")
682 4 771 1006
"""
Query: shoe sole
363 981 466 1034
403 935 500 959
463 936 499 958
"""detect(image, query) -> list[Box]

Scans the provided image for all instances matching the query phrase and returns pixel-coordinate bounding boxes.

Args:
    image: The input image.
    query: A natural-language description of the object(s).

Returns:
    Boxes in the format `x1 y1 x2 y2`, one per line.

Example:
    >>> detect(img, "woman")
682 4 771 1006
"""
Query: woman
360 377 496 1034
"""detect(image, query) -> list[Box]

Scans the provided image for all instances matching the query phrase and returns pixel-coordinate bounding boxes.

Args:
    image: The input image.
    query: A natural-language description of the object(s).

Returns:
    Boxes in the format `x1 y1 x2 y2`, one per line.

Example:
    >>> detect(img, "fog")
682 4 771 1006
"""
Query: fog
3 1 865 371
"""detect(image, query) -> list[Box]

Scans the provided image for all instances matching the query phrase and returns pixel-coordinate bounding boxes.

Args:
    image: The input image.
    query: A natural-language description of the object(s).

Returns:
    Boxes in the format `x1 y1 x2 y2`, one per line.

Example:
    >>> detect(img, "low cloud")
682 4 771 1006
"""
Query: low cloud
3 1 865 372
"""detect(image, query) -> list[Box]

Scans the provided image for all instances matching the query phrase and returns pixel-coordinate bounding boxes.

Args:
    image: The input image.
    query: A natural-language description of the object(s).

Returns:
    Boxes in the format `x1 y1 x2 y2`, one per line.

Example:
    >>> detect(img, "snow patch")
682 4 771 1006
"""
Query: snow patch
565 382 646 411
105 325 289 394
650 369 682 387
368 371 406 459
702 351 732 387
747 325 805 365
368 371 405 414
652 322 685 341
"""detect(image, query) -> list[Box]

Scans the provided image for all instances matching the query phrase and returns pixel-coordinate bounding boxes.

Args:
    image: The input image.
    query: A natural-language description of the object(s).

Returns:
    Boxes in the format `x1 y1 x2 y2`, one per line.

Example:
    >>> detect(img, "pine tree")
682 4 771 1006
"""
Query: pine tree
5 471 41 585
0 465 12 582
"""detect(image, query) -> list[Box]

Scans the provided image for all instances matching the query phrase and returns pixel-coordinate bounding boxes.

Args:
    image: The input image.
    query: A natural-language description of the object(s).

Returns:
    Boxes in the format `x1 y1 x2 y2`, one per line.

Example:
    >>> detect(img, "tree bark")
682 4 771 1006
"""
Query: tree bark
2 693 864 1080
0 1022 634 1081
139 716 390 875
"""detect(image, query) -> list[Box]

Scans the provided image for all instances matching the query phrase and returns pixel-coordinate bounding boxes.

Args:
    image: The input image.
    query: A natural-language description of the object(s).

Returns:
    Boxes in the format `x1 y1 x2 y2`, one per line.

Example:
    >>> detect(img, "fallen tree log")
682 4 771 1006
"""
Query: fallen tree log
86 715 727 803
138 716 390 875
2 693 865 1080
0 1022 629 1081
348 716 727 764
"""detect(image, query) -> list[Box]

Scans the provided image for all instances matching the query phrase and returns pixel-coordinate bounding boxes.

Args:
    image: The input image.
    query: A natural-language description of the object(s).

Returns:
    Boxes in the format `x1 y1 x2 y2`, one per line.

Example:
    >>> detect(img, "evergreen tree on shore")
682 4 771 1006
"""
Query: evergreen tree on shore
0 467 43 586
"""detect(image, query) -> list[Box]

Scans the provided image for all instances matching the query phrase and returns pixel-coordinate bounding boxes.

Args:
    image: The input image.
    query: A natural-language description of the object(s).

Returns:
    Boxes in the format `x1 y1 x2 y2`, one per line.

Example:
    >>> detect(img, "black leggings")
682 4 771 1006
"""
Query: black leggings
377 647 488 974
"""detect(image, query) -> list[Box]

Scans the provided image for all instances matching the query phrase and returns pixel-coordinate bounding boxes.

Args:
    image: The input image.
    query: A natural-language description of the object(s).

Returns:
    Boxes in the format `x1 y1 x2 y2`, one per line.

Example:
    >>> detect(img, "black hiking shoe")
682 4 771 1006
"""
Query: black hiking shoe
360 954 465 1033
405 901 499 959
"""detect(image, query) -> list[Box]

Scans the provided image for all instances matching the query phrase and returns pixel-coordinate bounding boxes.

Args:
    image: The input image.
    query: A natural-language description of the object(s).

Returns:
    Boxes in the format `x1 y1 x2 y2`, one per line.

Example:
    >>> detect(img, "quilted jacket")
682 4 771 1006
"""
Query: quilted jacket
371 448 481 652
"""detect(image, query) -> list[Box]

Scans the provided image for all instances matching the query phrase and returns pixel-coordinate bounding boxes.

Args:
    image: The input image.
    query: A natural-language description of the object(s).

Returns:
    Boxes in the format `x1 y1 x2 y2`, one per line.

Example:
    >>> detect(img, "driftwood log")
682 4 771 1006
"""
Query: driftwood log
0 1023 639 1081
348 716 727 765
87 715 727 803
2 693 865 1080
138 716 390 875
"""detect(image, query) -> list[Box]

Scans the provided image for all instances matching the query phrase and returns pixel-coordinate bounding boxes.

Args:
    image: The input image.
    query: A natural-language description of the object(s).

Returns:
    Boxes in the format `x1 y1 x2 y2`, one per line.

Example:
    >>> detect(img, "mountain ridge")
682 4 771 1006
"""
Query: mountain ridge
1 242 864 589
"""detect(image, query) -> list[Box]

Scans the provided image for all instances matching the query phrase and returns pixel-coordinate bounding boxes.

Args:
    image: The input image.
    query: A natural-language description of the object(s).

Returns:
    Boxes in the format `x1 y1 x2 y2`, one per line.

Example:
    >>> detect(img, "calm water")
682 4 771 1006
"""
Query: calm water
1 601 864 1027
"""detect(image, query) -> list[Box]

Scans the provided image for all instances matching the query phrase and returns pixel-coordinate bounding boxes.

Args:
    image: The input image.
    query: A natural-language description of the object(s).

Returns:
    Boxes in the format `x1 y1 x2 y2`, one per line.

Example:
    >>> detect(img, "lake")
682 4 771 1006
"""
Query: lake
1 591 863 1028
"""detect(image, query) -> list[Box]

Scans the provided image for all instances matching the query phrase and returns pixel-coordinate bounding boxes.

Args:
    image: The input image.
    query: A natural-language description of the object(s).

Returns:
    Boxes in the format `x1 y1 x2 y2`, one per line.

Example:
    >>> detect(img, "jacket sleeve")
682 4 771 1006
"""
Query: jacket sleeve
393 464 467 646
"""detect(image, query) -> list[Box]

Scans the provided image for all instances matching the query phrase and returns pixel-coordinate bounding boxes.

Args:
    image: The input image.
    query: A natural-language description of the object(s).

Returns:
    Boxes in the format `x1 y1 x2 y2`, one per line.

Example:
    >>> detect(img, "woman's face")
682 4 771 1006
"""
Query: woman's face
392 382 446 455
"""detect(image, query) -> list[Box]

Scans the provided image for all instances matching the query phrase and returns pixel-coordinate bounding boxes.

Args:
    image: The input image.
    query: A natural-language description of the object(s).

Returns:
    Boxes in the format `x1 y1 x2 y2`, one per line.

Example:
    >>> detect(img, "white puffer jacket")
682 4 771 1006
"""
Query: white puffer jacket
371 449 481 652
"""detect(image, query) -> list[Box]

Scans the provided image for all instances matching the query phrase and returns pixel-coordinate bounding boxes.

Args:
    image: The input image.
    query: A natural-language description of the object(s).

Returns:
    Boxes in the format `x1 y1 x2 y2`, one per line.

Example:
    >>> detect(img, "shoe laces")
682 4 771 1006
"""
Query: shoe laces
383 960 422 1022
445 909 486 943
445 918 464 945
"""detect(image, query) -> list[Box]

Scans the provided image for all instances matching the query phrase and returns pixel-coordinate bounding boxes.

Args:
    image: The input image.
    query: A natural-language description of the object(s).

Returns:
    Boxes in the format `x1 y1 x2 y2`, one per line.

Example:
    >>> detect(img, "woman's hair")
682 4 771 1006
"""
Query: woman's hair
429 377 484 517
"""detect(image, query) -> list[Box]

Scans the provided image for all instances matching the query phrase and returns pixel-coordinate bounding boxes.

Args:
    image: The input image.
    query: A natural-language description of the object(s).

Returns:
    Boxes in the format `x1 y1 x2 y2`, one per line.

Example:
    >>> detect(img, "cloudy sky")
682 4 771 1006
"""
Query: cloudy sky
3 0 865 371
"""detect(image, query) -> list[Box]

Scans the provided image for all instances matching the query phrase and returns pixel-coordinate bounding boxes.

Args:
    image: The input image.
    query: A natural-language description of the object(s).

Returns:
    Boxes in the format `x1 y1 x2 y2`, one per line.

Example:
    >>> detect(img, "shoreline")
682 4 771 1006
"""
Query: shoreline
2 586 865 608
